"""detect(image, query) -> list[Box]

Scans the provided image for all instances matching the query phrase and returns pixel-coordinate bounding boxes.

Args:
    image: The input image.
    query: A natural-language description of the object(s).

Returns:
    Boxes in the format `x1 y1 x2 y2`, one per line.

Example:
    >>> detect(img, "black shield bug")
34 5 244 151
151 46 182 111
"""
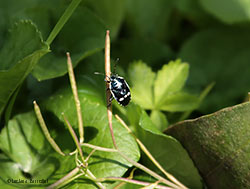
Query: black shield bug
94 61 131 106
108 74 131 106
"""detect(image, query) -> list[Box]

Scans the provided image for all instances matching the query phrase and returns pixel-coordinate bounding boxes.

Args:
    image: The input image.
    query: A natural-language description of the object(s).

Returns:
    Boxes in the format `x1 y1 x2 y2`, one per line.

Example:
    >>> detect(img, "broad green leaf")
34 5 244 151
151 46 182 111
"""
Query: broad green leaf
32 7 106 81
150 110 168 131
10 3 52 39
0 154 27 188
159 92 199 112
84 0 127 39
43 76 140 187
0 20 49 117
154 60 189 107
179 28 250 112
0 112 70 188
200 0 250 24
126 0 175 41
137 111 203 188
165 102 250 188
128 61 155 109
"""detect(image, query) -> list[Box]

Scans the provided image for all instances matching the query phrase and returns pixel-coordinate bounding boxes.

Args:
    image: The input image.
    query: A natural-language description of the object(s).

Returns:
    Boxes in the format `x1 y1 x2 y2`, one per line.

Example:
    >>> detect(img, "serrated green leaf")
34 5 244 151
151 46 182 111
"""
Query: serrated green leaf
32 7 106 81
0 20 49 118
154 60 189 107
166 102 250 188
43 76 140 187
200 0 250 24
159 92 199 112
150 110 168 131
10 4 52 39
128 61 155 109
137 111 203 188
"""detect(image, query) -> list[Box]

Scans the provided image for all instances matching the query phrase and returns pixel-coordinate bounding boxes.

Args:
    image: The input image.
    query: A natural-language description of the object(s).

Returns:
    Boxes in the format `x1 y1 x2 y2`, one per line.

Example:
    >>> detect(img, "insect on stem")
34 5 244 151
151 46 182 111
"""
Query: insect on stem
105 30 118 149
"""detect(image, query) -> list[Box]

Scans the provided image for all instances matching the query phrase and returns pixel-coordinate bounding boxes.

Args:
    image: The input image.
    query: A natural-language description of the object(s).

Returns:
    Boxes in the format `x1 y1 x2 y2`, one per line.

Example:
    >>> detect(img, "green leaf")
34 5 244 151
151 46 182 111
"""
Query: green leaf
154 60 189 107
165 102 250 188
200 0 250 24
0 112 68 188
150 110 169 131
0 20 49 117
137 111 203 188
43 76 140 187
128 61 155 109
0 154 27 188
179 28 250 112
32 7 106 81
10 3 53 40
159 92 199 112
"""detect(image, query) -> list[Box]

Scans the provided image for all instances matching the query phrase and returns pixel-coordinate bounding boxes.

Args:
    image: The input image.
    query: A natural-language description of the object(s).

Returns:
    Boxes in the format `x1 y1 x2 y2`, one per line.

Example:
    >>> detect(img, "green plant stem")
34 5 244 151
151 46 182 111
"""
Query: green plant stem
33 101 65 156
81 143 118 152
67 52 84 143
115 115 187 189
63 113 85 165
46 0 82 45
105 30 118 149
99 177 172 189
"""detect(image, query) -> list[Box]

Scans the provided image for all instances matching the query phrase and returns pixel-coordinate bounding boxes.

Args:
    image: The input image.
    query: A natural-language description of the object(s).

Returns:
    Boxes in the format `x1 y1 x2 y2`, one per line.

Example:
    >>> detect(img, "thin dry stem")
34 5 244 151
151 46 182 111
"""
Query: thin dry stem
113 168 136 189
63 113 85 165
33 101 65 156
117 150 180 189
105 30 118 149
115 115 187 189
66 52 84 143
100 177 171 189
85 149 96 162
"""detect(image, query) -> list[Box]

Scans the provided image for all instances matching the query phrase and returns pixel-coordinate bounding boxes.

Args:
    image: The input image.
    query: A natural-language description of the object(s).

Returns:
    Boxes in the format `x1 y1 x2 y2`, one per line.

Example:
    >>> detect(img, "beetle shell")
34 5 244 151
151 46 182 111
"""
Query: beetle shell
109 75 131 106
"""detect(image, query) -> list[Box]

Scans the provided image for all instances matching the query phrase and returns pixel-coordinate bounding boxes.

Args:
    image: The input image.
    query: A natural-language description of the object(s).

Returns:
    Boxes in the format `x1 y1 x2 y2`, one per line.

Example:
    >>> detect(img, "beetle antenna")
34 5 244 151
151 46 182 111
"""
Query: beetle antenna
113 58 119 75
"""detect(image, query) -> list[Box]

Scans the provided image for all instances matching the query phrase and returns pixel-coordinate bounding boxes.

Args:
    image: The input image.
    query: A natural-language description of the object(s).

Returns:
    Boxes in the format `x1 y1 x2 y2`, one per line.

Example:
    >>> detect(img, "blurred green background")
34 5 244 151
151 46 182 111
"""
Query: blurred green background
1 0 250 117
